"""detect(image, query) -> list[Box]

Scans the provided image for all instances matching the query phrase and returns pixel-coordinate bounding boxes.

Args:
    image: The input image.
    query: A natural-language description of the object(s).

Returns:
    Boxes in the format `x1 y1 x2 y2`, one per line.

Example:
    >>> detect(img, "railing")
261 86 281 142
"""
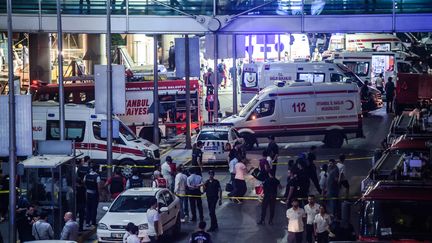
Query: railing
0 0 431 16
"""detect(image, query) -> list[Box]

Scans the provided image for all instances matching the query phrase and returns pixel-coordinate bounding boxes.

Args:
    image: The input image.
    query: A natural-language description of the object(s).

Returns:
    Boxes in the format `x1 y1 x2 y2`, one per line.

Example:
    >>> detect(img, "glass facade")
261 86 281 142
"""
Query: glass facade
0 0 431 15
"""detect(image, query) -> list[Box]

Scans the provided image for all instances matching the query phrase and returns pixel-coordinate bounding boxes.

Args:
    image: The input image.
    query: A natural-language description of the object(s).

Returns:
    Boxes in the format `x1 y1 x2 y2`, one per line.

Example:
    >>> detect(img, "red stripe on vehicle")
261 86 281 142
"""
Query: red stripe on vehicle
347 38 399 43
237 121 359 131
75 142 143 156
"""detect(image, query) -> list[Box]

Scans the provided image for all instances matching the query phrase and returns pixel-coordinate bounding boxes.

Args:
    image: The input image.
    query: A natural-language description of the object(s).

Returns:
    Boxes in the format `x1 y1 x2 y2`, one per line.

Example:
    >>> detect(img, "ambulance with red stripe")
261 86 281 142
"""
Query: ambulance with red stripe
32 101 159 172
224 81 363 148
241 61 383 113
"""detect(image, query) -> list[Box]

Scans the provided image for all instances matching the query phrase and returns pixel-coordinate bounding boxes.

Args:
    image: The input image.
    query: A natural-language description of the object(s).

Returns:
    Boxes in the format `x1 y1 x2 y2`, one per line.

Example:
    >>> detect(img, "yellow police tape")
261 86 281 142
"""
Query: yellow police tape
92 156 373 170
0 188 26 194
180 156 373 168
175 193 360 201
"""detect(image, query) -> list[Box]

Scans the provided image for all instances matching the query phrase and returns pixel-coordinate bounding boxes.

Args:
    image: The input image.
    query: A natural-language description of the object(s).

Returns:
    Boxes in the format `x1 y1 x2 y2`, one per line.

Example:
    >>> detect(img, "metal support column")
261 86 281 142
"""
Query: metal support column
56 0 65 140
213 34 218 122
185 35 192 149
6 0 17 242
264 34 268 61
106 0 113 178
153 35 159 144
232 35 238 114
277 34 281 61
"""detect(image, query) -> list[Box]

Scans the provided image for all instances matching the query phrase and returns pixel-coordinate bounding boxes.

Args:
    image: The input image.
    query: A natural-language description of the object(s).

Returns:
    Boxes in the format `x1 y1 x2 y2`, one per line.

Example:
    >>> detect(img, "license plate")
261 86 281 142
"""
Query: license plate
204 146 218 151
111 233 124 238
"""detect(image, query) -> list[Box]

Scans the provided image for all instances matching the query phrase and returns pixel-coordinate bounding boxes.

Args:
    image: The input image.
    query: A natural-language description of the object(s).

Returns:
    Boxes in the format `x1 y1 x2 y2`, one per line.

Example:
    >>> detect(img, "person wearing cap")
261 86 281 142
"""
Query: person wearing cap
203 170 222 231
161 156 174 191
266 135 279 176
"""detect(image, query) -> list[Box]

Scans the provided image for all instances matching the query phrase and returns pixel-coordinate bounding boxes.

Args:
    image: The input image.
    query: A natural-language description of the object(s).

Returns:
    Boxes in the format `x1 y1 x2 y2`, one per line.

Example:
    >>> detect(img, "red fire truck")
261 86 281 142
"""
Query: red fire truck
30 79 203 142
395 73 432 114
359 136 432 242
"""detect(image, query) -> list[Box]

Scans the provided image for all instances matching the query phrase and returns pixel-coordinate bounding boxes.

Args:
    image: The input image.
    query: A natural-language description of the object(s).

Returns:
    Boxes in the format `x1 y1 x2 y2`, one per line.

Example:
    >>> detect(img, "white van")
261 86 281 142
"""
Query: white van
224 81 363 148
328 33 405 52
331 50 418 84
32 101 159 171
240 61 382 112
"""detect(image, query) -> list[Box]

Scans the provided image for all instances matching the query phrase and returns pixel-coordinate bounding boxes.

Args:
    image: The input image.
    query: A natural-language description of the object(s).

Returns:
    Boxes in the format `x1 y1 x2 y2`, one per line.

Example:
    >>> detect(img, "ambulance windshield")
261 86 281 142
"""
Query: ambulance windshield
120 122 137 141
337 63 364 87
239 97 259 117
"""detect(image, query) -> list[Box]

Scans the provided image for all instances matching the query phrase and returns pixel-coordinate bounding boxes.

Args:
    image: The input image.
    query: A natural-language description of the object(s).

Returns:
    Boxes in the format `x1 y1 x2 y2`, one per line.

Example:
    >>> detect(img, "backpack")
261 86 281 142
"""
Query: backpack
155 178 167 188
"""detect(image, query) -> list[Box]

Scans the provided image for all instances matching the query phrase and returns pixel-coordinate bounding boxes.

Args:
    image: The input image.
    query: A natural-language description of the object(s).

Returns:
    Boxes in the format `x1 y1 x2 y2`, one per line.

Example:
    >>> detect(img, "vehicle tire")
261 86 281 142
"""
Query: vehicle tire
173 212 181 235
119 159 135 178
241 133 256 150
324 130 344 148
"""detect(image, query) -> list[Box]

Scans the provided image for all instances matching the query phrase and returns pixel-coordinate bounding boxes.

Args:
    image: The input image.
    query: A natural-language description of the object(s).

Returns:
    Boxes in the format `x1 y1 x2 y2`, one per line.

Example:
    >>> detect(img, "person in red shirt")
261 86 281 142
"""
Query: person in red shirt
104 168 126 200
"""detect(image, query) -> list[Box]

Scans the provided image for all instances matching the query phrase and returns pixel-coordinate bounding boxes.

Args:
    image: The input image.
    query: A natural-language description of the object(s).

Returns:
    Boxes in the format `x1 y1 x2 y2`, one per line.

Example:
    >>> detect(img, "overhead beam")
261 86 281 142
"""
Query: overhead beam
1 13 432 33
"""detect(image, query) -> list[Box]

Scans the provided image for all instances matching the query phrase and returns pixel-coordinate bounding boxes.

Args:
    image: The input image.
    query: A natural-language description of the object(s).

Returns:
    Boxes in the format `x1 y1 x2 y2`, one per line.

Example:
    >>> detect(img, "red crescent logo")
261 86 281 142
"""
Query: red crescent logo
345 100 354 110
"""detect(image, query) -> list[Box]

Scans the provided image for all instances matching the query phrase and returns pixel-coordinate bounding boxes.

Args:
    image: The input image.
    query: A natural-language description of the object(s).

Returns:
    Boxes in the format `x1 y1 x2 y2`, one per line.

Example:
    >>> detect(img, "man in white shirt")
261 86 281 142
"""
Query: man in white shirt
286 199 306 243
187 168 204 222
161 156 174 191
174 165 189 222
304 195 320 243
314 205 332 243
146 198 160 243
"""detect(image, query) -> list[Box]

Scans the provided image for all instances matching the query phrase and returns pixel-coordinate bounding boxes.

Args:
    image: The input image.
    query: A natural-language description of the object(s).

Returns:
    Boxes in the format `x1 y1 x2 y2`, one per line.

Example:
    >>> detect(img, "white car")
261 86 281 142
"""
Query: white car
196 123 242 163
97 188 181 243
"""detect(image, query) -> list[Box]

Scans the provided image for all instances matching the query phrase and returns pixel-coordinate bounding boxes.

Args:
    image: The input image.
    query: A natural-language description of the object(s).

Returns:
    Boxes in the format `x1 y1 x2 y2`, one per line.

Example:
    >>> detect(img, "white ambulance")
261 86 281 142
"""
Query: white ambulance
240 61 382 112
32 101 159 171
328 33 405 52
331 50 418 84
224 81 363 148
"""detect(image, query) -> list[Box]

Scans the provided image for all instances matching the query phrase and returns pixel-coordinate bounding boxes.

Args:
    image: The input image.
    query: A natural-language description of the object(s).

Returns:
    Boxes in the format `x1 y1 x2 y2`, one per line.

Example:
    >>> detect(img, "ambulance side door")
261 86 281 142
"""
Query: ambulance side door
279 92 316 130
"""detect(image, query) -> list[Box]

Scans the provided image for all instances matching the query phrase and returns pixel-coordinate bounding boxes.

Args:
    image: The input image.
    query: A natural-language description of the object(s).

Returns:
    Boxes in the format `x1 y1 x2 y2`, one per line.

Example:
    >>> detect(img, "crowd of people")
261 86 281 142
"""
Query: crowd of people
1 134 357 243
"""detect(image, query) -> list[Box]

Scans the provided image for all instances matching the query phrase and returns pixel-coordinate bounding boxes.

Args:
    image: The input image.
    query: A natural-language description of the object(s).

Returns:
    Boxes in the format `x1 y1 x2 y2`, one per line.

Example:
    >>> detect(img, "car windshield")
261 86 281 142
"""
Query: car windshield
109 195 154 213
336 63 364 87
239 97 259 117
119 122 137 141
197 131 228 141
363 200 432 240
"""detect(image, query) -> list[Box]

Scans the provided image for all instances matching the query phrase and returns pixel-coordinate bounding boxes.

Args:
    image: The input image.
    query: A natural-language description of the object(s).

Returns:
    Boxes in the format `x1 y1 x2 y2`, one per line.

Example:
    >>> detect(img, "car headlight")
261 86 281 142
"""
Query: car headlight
98 223 108 230
138 223 148 230
142 149 154 159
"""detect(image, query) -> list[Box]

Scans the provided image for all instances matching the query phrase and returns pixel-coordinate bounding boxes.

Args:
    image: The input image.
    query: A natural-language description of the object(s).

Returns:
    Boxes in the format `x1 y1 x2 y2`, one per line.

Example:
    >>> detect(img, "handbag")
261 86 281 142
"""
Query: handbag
225 182 233 192
252 168 267 181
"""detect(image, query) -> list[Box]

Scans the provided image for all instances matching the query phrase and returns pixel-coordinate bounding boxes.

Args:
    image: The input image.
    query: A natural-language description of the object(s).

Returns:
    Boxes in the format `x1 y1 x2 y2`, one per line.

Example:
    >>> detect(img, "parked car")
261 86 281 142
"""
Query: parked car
97 188 181 243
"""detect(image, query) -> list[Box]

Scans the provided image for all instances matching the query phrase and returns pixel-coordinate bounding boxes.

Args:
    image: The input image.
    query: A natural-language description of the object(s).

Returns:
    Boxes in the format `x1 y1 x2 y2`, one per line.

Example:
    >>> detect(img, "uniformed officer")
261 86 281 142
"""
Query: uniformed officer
191 141 204 176
203 170 222 231
77 156 90 180
84 164 100 227
126 169 144 189
189 221 212 243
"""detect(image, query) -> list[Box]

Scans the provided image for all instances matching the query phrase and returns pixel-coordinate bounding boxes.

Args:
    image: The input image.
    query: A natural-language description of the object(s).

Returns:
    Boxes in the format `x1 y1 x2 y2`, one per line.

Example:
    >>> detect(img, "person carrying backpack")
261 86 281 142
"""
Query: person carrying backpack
152 170 167 188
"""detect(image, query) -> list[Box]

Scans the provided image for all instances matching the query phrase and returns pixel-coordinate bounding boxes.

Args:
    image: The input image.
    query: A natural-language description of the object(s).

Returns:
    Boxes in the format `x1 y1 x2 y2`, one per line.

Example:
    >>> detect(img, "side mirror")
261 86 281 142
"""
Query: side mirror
102 206 109 211
160 207 169 213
